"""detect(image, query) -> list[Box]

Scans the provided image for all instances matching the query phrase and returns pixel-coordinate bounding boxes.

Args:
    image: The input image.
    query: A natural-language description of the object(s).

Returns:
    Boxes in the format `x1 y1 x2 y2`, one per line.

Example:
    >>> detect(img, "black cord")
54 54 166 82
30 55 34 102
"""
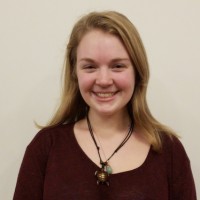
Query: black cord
86 113 134 165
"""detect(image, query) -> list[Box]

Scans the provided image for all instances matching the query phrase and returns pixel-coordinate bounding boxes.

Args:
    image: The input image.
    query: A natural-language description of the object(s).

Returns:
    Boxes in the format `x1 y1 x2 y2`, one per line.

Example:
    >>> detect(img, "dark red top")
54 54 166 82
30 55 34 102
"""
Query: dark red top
13 123 196 200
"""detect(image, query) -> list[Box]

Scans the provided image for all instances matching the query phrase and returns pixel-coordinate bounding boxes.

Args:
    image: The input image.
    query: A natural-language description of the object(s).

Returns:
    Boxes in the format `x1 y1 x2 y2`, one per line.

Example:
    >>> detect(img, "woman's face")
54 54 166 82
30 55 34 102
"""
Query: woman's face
76 29 135 116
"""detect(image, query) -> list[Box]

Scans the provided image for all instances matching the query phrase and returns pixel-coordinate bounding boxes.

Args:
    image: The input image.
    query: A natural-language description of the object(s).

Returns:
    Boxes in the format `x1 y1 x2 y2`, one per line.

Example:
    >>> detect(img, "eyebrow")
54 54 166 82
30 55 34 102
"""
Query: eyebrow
78 58 131 63
78 58 96 63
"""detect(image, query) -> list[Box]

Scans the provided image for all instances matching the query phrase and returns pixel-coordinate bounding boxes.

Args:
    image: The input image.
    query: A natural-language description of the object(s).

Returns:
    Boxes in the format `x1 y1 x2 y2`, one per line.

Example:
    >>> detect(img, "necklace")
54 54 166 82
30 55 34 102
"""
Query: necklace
95 133 109 163
86 113 134 186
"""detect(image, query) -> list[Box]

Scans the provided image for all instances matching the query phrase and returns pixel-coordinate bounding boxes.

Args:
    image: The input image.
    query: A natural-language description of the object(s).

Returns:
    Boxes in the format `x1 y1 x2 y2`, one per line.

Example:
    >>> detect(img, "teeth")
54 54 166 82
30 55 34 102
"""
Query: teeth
96 92 115 97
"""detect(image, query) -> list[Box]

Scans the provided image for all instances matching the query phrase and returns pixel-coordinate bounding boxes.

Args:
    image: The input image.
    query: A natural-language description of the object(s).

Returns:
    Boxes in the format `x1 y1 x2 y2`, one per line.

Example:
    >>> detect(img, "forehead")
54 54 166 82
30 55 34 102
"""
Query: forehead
77 29 130 61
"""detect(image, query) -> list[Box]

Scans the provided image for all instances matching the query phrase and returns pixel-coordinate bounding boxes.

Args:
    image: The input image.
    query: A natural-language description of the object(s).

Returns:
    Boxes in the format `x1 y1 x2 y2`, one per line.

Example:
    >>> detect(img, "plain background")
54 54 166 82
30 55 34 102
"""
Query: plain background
0 0 199 199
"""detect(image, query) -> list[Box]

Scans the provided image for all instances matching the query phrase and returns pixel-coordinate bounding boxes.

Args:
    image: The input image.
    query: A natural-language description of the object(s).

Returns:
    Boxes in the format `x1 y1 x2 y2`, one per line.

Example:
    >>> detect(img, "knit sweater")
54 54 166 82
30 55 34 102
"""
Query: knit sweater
13 123 196 200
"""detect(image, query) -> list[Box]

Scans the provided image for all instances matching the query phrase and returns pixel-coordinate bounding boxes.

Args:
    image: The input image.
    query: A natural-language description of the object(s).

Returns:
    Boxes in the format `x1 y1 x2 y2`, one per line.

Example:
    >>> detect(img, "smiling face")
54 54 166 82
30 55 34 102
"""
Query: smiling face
76 29 135 117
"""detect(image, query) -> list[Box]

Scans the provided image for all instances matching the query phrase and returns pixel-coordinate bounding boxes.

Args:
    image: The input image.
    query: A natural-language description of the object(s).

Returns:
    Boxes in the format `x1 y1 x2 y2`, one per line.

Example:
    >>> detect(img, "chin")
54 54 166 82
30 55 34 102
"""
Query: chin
91 105 126 117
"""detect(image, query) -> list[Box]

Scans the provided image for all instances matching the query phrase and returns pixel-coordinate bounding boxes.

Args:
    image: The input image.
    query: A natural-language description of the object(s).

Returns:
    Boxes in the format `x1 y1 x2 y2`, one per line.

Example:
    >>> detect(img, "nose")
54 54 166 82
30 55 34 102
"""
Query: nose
95 67 113 86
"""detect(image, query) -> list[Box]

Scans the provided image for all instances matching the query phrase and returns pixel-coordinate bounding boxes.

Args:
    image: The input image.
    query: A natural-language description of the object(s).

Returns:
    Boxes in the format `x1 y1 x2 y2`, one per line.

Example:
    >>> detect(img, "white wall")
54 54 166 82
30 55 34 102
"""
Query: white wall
0 0 199 199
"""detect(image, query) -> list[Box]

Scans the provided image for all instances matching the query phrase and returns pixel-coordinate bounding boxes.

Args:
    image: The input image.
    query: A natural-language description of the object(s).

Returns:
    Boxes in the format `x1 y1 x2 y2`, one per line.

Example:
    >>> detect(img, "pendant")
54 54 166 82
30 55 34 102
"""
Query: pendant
95 163 110 186
95 168 109 186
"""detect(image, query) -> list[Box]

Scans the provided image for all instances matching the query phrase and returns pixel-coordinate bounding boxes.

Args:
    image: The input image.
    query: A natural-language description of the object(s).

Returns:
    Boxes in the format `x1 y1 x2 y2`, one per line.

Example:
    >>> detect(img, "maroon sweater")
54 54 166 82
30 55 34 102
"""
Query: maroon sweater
13 123 196 200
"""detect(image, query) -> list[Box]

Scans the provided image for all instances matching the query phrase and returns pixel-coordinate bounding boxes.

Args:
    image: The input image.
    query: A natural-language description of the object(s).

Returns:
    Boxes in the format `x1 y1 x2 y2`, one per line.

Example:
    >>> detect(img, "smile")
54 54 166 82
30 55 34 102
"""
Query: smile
95 92 116 98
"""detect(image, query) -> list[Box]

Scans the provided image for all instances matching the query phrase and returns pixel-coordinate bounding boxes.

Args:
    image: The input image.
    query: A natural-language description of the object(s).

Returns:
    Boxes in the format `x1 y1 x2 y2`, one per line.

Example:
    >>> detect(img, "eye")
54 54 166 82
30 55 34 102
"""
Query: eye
114 64 124 68
112 63 126 71
85 64 96 69
82 64 97 72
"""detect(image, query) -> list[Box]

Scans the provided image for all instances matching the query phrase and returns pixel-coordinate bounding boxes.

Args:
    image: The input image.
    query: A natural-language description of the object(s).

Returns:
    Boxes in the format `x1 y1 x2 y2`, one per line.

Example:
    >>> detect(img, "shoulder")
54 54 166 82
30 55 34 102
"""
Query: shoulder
26 122 75 154
159 135 196 198
160 133 192 179
160 133 189 160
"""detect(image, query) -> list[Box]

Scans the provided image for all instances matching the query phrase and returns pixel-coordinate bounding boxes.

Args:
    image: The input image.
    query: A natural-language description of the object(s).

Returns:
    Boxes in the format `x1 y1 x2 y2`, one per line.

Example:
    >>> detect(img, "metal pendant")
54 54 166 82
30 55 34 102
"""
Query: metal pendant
95 168 109 186
95 165 110 186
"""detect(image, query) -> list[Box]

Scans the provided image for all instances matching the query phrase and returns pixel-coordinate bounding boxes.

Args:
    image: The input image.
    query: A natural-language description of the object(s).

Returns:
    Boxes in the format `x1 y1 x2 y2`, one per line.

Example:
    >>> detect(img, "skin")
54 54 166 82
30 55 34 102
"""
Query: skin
76 29 135 119
74 29 150 174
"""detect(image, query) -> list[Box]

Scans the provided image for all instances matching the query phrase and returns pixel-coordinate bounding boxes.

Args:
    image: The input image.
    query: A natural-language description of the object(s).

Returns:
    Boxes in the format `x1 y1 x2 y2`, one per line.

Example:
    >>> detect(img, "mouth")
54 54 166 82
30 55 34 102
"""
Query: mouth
93 92 117 98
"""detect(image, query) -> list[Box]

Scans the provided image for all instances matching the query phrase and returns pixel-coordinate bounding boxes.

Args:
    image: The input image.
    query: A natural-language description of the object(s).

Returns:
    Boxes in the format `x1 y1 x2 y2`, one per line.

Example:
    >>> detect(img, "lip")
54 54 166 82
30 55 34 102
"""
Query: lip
92 91 118 101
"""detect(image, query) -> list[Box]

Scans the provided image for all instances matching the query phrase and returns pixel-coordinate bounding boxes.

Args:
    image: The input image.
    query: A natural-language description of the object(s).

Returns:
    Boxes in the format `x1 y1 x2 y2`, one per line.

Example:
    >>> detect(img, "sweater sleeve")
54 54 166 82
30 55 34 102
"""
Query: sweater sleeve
13 129 52 200
169 137 197 200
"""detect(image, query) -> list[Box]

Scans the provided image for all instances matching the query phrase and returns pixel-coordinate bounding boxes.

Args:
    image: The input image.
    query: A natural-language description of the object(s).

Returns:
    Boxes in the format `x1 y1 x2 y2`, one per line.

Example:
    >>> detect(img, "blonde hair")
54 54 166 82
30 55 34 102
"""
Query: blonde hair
43 11 177 151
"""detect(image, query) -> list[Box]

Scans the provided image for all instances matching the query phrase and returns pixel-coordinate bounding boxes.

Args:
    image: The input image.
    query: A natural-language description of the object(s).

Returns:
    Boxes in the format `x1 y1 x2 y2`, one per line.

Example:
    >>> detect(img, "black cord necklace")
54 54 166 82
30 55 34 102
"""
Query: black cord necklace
86 113 134 186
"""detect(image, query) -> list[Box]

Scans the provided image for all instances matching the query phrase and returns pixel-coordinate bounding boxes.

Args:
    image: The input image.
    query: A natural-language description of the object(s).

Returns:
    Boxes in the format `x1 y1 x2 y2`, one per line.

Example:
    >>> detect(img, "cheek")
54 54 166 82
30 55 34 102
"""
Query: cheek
77 74 94 92
116 73 135 92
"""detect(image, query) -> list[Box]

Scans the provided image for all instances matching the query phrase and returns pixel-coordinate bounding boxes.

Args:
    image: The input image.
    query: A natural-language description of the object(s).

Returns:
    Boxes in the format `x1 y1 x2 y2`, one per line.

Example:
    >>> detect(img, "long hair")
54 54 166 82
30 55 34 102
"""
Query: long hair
43 11 176 151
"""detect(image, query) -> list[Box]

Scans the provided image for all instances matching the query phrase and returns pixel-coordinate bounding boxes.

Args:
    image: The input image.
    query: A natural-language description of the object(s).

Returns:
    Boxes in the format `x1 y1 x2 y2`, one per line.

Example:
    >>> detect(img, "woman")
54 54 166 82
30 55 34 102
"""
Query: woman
13 11 196 199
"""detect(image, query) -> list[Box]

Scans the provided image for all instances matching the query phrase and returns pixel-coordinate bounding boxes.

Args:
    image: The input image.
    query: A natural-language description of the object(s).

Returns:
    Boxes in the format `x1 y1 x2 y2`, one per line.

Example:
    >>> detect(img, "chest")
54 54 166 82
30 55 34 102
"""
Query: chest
42 144 169 200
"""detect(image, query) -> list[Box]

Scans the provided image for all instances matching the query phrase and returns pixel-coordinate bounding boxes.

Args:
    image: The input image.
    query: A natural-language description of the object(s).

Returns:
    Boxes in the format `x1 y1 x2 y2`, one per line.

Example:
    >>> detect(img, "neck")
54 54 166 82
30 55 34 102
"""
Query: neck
87 109 131 137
